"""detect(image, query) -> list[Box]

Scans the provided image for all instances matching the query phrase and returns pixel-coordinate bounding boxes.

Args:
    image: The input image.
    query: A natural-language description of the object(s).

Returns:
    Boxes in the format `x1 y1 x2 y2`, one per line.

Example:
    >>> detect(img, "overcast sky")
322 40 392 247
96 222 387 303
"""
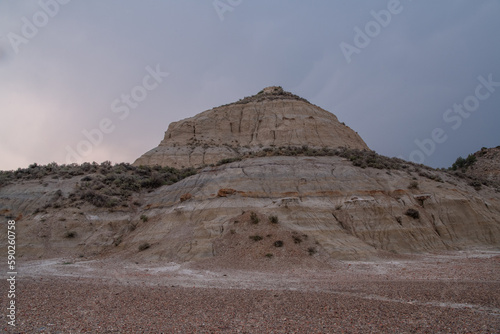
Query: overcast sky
1 0 499 170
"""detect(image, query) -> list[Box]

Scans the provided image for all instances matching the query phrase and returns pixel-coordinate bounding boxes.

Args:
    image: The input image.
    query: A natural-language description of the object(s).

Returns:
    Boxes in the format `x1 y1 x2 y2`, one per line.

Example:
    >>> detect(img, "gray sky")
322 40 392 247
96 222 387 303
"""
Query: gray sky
1 0 499 170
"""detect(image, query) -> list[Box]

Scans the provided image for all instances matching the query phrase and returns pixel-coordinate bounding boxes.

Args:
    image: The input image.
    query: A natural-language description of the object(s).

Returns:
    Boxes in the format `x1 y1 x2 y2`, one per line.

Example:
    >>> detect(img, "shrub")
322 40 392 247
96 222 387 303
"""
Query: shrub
113 236 122 246
140 215 148 222
250 212 259 224
429 175 444 183
451 154 477 171
216 157 242 166
308 247 317 255
405 208 420 219
64 231 76 238
138 242 150 251
408 181 419 189
469 181 482 191
265 253 273 258
269 215 279 224
292 235 302 244
273 240 284 247
249 235 263 241
140 172 164 189
80 190 116 208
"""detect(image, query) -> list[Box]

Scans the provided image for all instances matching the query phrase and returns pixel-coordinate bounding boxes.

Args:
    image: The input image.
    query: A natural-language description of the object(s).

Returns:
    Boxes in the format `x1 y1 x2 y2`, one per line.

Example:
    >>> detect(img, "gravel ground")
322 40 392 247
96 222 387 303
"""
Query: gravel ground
1 251 499 333
2 278 499 333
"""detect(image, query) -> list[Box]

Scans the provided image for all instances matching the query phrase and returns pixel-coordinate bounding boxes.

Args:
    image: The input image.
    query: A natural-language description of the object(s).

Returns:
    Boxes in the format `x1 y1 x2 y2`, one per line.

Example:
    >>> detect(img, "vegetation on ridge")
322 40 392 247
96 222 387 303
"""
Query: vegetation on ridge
219 86 311 107
450 154 477 171
217 146 416 171
0 161 197 209
2 145 497 214
214 145 497 191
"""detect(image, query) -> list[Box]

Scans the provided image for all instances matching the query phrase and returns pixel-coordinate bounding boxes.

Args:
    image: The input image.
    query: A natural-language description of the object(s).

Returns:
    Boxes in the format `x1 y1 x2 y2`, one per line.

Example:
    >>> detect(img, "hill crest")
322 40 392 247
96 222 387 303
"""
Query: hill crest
134 86 369 168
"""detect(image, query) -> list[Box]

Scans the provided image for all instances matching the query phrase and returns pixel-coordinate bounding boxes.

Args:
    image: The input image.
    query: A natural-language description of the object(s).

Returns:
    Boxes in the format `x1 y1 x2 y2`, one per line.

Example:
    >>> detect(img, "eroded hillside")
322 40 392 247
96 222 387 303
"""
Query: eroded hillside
1 153 499 263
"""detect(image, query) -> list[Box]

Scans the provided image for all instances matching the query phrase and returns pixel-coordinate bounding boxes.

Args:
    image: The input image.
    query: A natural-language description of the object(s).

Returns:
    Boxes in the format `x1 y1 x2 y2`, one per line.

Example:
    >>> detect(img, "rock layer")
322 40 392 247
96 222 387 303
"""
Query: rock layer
2 156 500 262
133 87 368 168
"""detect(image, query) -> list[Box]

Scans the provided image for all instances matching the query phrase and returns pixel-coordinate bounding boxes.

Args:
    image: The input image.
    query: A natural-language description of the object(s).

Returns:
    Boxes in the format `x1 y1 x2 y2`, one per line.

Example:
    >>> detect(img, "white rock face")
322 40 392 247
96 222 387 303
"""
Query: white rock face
133 88 369 168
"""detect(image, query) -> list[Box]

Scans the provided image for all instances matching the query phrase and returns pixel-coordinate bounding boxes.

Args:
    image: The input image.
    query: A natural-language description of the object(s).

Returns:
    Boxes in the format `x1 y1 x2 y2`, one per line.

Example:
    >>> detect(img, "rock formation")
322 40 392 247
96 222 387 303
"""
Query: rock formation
1 88 499 263
133 86 368 168
1 155 499 262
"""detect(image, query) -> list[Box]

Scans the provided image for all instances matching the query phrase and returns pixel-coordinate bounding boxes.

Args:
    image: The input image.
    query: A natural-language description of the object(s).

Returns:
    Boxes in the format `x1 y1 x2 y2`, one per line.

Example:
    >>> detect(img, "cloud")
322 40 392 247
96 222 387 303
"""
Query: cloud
0 1 499 170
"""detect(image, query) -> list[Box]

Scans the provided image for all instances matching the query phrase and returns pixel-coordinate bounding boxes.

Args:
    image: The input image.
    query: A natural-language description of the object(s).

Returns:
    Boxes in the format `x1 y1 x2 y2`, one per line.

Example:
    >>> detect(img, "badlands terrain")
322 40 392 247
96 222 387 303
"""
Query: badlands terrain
1 87 499 332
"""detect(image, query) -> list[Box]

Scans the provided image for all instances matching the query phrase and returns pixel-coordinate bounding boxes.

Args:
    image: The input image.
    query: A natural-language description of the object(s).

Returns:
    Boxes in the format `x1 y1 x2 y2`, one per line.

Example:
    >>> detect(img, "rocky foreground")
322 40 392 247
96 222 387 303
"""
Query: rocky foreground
1 250 499 333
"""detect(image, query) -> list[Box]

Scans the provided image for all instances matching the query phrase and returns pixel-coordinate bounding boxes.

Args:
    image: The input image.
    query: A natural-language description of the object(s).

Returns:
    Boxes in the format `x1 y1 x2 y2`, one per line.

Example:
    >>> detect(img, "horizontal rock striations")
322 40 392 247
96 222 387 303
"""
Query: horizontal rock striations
2 156 499 262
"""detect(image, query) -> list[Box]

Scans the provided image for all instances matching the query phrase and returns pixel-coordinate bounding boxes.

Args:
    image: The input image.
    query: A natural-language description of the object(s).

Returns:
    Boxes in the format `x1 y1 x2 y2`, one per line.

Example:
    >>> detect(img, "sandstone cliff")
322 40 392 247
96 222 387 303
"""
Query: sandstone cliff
133 86 369 168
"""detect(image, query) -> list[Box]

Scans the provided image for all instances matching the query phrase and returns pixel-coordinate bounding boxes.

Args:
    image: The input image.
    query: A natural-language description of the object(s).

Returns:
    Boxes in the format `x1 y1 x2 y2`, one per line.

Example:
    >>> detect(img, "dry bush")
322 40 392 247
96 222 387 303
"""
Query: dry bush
408 181 419 189
250 212 260 224
269 215 279 224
